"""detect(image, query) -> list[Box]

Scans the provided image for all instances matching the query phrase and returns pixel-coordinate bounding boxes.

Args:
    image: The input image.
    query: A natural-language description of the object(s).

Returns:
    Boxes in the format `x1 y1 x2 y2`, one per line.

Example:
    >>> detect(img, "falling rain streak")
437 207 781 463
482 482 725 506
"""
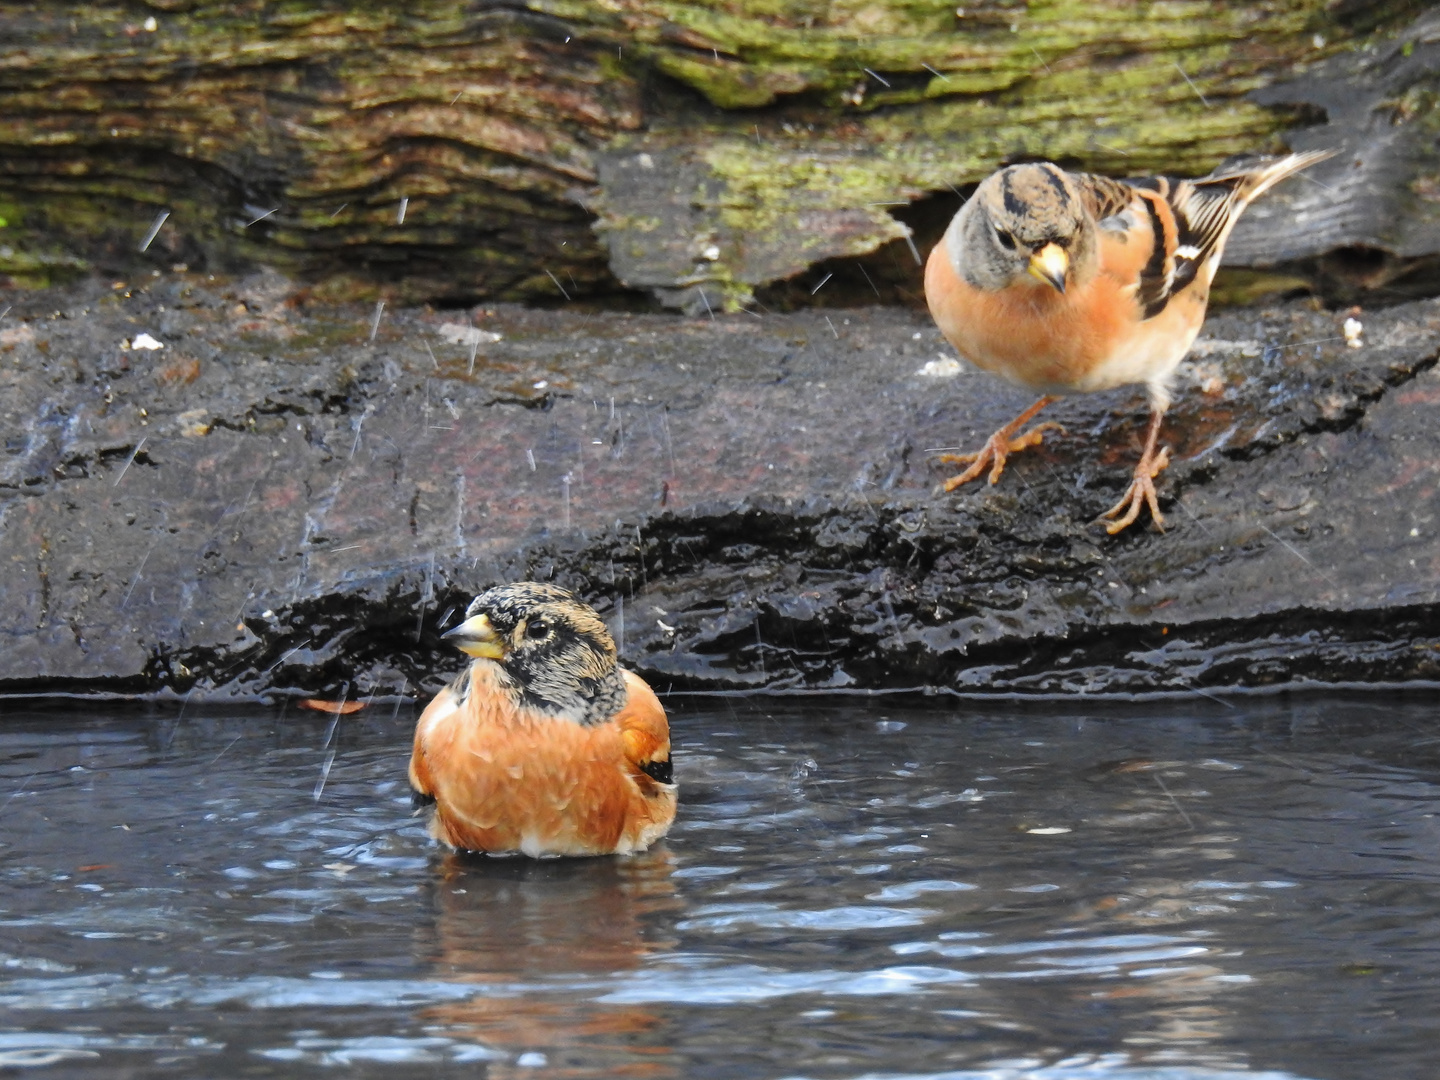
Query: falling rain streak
1174 61 1211 106
138 210 169 252
312 748 336 802
113 437 146 487
545 270 571 300
859 264 881 297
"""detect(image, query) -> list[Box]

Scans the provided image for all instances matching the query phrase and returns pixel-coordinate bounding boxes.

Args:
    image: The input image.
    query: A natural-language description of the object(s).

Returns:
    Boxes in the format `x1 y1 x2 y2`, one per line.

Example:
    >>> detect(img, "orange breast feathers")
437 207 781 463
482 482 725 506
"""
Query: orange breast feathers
923 202 1198 395
408 666 676 857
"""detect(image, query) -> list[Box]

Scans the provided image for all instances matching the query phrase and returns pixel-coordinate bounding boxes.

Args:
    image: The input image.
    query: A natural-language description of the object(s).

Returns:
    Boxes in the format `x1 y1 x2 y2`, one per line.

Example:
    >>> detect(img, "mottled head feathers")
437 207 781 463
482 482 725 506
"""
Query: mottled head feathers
443 582 626 726
948 162 1098 294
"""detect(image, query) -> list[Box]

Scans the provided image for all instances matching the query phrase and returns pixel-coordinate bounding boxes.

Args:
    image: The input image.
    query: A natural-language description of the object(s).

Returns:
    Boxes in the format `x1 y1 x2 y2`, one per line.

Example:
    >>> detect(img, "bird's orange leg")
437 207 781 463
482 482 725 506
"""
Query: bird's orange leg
1101 409 1171 534
936 395 1064 492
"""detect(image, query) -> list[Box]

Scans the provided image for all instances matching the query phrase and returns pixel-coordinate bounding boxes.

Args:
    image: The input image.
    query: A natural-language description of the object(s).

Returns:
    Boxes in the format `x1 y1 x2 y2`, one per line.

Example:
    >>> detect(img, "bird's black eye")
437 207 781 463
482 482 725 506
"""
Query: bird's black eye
525 618 552 640
995 228 1017 251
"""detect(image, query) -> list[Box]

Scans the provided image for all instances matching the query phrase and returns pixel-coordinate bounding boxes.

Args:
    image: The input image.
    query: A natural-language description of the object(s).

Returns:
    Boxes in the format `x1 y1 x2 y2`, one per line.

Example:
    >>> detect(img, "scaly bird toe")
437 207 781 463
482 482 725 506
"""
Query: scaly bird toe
1100 446 1171 534
937 421 1065 491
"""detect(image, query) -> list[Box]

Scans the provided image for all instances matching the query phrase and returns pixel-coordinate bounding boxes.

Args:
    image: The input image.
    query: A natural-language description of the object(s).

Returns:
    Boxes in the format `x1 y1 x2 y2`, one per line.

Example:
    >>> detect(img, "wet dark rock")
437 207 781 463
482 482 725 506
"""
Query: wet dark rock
1 272 1438 702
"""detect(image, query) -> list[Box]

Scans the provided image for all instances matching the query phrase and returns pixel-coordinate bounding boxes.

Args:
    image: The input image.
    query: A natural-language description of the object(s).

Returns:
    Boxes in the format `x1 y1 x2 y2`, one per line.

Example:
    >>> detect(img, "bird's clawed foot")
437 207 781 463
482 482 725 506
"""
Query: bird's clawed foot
937 422 1066 491
1100 445 1172 534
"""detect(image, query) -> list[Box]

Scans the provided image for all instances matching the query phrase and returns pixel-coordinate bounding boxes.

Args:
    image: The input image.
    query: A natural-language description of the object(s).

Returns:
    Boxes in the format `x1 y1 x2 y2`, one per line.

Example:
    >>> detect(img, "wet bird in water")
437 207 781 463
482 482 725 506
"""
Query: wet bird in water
924 150 1332 533
409 582 676 856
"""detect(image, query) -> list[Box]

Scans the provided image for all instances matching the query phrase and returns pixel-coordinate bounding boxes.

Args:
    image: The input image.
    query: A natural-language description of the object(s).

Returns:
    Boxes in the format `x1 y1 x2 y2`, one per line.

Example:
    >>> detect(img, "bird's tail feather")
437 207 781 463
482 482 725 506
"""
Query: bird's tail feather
1205 149 1336 205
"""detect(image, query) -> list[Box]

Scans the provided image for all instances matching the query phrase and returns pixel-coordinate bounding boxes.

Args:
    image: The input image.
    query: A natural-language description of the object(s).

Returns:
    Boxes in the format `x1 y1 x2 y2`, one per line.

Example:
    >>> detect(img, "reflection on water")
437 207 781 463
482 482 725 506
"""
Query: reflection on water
1 695 1439 1078
419 853 681 1078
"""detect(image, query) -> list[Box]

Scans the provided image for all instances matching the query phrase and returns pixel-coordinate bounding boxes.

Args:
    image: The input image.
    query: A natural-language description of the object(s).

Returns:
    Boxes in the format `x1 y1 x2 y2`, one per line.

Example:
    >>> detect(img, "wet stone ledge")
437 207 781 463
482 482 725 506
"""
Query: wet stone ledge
1 271 1438 703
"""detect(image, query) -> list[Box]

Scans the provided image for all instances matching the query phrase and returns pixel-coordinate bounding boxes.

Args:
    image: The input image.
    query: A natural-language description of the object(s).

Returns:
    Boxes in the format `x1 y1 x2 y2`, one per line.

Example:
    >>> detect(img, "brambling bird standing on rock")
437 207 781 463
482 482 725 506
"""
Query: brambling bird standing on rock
925 150 1332 533
409 582 676 857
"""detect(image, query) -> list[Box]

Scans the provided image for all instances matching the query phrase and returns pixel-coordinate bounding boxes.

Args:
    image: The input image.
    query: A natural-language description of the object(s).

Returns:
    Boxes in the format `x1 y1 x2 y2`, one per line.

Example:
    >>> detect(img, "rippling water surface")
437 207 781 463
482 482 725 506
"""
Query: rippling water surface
2 694 1439 1079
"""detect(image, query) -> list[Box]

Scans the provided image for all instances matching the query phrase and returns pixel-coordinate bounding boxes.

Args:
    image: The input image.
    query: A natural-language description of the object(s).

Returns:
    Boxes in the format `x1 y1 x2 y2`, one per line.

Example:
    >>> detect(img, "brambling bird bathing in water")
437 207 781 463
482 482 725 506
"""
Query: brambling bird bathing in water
924 150 1332 533
409 582 676 857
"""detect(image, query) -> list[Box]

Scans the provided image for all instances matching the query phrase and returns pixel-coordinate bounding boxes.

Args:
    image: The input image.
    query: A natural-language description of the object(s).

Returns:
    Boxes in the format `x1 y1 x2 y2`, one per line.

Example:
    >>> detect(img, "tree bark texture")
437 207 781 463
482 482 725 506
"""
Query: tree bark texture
1 2 1435 308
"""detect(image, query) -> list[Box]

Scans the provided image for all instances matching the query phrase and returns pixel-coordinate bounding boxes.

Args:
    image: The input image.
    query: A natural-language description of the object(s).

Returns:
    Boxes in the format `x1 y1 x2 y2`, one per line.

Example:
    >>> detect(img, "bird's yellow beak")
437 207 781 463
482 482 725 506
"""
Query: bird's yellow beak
1027 243 1069 294
442 613 507 659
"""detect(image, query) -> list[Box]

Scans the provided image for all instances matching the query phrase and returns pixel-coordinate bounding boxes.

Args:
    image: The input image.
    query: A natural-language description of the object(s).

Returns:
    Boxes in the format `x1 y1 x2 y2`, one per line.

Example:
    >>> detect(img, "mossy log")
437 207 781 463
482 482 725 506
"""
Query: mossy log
0 1 1429 306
